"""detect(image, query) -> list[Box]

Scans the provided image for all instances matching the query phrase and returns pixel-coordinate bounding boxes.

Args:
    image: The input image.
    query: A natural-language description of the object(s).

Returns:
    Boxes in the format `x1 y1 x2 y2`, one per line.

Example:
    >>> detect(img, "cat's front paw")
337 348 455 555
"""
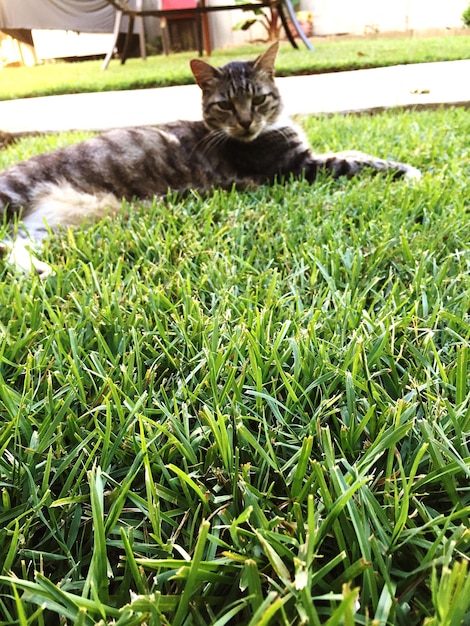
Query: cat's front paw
404 165 422 181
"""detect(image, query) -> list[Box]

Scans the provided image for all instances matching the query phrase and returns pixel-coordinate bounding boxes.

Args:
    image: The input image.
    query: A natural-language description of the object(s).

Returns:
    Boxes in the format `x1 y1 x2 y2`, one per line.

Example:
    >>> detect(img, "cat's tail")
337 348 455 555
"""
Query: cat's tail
0 130 17 150
0 172 31 220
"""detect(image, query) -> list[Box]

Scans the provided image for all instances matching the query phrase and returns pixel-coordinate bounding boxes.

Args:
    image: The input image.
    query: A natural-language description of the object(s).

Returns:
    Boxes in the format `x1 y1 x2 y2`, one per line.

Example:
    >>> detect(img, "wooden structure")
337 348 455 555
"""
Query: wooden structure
102 0 313 69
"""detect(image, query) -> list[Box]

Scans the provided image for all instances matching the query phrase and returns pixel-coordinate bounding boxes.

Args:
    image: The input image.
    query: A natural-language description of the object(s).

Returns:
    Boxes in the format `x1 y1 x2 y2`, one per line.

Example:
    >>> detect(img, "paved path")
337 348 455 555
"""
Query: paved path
1 59 469 134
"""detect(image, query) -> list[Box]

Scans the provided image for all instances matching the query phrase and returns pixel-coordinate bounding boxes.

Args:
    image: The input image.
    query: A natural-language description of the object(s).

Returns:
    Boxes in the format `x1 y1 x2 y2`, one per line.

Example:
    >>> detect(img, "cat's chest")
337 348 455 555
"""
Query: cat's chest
217 131 293 179
141 123 302 192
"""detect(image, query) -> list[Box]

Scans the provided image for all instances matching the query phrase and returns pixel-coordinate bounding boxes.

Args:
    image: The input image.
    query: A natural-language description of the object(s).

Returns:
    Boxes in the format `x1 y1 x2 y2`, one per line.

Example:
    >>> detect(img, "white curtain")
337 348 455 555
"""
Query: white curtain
0 0 116 32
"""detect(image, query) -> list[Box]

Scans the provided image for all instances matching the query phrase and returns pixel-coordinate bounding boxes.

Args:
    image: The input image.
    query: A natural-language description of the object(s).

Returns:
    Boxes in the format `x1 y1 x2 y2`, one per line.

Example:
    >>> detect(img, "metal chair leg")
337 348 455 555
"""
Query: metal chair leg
102 8 123 69
136 0 147 60
281 0 314 50
194 12 203 56
161 17 170 54
278 3 298 49
121 15 135 63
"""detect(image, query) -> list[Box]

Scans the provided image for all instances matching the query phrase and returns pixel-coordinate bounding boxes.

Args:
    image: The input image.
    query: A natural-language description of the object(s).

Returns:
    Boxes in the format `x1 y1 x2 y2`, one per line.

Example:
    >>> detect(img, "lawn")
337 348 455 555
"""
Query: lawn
0 106 469 625
0 34 469 100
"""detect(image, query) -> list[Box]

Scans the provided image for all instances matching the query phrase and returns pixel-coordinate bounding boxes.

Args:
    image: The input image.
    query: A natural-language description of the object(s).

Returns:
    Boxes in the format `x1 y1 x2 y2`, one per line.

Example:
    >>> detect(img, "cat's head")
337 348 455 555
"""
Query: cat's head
190 42 283 142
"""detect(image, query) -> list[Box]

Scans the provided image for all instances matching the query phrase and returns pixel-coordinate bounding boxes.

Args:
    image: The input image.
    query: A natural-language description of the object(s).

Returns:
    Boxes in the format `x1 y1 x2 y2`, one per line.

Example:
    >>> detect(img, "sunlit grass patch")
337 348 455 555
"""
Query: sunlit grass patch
0 108 469 624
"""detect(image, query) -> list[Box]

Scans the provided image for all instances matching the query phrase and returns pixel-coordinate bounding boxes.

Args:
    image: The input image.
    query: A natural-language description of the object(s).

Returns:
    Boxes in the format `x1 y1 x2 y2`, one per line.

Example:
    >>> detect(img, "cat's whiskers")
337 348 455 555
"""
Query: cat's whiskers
195 129 229 156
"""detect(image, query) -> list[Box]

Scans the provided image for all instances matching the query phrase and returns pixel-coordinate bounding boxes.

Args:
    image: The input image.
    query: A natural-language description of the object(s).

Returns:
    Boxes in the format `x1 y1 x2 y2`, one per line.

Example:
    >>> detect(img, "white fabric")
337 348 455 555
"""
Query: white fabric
0 0 117 32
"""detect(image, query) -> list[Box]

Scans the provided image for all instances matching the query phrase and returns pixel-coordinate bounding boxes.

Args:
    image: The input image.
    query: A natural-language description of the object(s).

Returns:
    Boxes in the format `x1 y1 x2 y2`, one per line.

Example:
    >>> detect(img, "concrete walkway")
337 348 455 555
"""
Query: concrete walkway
1 59 469 134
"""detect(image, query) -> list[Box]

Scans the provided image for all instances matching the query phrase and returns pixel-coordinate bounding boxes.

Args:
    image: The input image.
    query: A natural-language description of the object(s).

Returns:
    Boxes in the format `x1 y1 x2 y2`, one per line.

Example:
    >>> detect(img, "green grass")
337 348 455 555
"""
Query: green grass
0 35 469 101
0 107 470 625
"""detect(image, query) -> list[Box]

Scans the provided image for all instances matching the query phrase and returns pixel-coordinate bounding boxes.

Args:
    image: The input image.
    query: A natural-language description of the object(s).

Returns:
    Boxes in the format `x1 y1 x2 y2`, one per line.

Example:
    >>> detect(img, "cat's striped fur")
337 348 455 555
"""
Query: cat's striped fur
0 42 420 276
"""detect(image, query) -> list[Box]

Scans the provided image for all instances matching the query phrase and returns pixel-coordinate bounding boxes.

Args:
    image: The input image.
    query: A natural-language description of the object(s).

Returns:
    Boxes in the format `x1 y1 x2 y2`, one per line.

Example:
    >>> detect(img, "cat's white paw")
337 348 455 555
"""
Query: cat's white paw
404 166 422 181
1 239 53 279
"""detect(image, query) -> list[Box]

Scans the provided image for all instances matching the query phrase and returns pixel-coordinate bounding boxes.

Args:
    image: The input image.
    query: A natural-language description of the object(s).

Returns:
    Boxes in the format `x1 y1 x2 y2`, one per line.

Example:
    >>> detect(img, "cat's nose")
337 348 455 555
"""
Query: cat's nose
239 117 252 130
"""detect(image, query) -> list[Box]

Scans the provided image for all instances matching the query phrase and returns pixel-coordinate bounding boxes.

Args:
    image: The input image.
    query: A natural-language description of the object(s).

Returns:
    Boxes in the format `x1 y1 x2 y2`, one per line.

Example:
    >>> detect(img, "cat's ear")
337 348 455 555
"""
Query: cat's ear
253 41 279 77
190 59 220 89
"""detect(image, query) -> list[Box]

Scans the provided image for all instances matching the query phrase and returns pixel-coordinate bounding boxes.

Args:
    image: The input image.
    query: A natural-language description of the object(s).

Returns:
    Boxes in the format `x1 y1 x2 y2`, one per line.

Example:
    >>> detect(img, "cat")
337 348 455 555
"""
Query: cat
0 42 420 277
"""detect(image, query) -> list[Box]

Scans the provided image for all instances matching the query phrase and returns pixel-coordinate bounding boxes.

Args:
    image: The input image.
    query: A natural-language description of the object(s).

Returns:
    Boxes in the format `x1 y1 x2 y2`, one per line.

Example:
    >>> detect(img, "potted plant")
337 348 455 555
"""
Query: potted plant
288 10 313 38
463 3 470 26
233 0 285 41
233 0 312 42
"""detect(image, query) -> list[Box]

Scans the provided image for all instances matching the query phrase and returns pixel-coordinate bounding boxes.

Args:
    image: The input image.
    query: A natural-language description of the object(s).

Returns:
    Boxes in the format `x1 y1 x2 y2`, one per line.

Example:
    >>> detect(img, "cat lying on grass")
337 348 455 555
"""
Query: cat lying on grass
0 42 420 277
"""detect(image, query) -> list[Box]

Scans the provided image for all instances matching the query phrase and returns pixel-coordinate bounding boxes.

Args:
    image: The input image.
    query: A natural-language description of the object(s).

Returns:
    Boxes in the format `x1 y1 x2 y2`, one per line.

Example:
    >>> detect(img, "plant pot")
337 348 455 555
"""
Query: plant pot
287 14 313 38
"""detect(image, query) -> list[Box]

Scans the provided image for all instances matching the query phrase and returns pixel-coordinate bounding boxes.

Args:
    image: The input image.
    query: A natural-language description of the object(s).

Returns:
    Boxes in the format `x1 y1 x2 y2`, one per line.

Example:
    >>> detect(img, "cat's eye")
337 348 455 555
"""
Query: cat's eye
252 94 267 106
217 101 234 111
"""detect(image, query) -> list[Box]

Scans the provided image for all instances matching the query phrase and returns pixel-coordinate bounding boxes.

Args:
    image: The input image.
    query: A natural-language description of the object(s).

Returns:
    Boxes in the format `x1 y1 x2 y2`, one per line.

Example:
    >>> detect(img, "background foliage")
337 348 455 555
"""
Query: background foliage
462 4 470 27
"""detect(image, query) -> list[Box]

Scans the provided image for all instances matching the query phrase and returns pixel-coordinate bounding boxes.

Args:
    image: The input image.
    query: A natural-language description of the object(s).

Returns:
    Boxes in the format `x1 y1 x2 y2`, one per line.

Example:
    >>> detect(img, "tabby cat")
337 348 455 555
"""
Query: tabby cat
0 42 420 277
